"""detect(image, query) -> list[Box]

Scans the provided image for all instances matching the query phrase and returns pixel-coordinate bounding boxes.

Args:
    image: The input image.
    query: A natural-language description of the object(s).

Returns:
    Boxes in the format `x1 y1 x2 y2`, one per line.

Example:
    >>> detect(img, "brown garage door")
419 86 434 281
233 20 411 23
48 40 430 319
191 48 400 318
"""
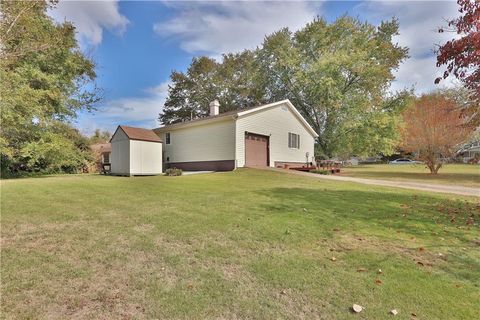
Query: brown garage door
245 132 269 167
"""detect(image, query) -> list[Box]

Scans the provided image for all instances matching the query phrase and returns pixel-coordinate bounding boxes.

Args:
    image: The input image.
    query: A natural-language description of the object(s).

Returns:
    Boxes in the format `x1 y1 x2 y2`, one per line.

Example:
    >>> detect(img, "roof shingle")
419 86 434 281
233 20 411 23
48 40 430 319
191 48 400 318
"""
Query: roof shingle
118 125 162 142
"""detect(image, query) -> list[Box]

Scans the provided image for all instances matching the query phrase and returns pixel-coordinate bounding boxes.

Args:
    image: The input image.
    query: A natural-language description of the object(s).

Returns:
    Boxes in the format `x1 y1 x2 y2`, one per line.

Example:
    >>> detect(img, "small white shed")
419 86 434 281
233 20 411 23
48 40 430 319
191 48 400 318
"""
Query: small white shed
110 125 163 176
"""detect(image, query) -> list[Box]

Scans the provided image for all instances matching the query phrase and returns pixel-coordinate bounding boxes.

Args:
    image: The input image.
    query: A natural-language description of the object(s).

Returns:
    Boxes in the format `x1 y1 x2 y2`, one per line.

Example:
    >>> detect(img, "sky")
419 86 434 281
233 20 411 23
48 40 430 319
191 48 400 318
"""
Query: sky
48 0 460 135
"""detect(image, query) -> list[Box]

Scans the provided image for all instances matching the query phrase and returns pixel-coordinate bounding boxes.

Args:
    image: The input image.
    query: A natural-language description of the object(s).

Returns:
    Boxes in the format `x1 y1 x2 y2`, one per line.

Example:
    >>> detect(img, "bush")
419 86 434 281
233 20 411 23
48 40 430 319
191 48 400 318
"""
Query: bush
165 168 182 176
309 169 331 175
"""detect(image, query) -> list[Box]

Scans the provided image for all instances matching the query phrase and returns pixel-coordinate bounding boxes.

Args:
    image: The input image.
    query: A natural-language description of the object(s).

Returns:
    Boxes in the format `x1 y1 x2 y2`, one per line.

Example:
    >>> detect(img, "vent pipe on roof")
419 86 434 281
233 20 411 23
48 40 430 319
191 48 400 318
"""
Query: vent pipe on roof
209 100 220 116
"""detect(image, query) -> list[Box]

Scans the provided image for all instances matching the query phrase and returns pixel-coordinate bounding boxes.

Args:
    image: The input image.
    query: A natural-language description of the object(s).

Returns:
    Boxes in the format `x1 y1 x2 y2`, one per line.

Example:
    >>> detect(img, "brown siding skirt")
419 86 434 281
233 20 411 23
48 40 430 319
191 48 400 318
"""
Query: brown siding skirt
166 160 235 171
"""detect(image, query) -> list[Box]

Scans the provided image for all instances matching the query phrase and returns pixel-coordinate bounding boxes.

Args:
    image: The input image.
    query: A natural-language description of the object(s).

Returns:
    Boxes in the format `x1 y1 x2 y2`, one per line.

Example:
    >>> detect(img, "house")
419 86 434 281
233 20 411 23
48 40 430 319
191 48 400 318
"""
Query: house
456 140 480 163
110 125 163 176
90 143 111 172
153 99 318 171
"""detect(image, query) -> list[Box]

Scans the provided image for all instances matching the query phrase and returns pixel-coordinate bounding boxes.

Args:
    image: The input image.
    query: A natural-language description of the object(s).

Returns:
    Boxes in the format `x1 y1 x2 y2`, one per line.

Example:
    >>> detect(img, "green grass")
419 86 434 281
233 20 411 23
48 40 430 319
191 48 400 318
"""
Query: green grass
341 164 480 187
1 169 479 319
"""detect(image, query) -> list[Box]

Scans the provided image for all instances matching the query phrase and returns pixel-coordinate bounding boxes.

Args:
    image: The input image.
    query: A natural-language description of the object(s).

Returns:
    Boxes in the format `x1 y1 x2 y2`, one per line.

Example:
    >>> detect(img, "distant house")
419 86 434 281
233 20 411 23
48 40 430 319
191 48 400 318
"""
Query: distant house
153 99 318 171
90 143 111 172
457 141 480 163
110 125 163 176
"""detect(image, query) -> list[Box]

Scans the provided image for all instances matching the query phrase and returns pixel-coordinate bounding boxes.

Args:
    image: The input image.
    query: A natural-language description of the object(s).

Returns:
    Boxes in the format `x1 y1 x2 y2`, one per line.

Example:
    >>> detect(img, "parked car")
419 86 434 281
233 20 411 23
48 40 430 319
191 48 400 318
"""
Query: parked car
389 158 422 164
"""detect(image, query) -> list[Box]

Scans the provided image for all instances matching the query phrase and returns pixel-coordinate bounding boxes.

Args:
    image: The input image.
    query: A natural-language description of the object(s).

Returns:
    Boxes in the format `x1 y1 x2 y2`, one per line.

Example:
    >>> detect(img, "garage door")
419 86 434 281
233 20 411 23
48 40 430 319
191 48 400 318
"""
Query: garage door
245 133 269 167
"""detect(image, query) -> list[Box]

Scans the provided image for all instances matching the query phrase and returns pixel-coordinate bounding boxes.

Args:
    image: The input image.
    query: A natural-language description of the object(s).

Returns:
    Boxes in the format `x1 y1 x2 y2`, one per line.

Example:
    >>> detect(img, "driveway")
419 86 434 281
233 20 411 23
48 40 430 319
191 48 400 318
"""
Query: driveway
272 168 480 197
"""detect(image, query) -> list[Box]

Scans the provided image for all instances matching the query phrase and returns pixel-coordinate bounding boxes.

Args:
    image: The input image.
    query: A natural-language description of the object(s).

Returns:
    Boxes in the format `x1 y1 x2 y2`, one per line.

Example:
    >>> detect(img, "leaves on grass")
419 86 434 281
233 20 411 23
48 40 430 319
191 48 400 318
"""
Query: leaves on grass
356 267 367 272
375 279 383 285
390 309 398 315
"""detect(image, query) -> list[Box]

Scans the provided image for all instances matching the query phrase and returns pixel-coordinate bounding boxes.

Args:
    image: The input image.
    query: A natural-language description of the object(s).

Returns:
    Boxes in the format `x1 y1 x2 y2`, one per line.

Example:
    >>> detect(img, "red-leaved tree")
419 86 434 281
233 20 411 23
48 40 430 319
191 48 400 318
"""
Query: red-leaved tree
401 93 473 174
436 0 479 123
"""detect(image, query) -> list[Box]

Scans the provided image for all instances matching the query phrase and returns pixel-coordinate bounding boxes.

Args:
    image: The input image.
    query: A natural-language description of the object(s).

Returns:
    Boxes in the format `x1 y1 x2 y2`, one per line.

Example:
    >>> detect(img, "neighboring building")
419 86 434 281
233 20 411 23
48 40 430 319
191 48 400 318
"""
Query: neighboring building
90 143 111 172
110 125 163 176
153 99 318 171
456 141 480 163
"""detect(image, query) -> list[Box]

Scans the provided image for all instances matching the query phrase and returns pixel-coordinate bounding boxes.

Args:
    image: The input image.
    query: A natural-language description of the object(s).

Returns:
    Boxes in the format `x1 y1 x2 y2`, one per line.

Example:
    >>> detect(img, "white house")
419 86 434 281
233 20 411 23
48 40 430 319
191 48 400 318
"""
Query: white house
110 125 163 176
153 99 318 171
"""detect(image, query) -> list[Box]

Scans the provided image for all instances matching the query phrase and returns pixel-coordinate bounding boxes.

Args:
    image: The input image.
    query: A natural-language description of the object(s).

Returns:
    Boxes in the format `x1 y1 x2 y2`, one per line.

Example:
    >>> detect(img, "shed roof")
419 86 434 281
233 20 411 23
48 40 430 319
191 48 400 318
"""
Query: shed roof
111 125 162 143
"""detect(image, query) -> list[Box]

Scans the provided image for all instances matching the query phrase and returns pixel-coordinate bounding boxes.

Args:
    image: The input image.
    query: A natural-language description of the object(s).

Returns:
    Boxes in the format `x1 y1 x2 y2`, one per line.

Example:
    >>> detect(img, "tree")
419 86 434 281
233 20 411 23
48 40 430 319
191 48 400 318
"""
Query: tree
256 17 410 157
436 0 479 124
159 52 263 124
89 129 111 144
160 17 410 157
0 0 100 175
401 93 473 174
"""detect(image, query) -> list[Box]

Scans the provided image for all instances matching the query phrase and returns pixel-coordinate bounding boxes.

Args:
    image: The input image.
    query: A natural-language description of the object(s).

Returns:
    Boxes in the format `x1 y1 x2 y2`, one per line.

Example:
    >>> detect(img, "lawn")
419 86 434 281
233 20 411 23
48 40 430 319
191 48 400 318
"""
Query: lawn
1 169 479 319
340 164 480 188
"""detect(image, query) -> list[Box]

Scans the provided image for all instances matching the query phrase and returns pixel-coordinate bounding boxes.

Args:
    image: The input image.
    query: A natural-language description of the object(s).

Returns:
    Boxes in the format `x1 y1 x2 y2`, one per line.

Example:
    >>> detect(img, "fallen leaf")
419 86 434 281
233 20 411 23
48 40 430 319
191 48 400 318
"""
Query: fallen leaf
390 309 398 315
331 257 337 261
418 247 425 252
375 279 383 285
357 268 367 272
352 304 363 313
411 312 417 317
417 261 424 266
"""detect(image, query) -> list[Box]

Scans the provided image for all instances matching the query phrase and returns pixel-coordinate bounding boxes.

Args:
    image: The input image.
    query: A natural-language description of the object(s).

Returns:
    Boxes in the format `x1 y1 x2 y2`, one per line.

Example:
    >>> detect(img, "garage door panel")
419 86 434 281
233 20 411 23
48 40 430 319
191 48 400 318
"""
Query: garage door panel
245 133 269 167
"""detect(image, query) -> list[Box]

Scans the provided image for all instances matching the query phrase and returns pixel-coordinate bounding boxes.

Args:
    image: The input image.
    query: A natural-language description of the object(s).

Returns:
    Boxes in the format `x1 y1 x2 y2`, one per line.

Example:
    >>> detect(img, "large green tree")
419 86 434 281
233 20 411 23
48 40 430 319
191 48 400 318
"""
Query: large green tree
257 17 409 157
159 51 264 124
0 0 100 174
160 17 410 157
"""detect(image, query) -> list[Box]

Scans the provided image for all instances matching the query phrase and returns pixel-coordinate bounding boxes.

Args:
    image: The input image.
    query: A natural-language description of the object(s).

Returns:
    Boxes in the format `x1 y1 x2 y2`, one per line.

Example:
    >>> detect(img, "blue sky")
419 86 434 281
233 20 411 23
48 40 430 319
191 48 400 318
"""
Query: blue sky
49 0 459 135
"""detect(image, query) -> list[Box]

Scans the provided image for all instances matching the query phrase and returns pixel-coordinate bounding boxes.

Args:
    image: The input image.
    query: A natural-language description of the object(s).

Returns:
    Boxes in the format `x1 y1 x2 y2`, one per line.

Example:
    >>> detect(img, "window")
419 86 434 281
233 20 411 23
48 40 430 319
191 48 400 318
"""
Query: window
288 132 300 149
103 152 110 164
166 132 171 144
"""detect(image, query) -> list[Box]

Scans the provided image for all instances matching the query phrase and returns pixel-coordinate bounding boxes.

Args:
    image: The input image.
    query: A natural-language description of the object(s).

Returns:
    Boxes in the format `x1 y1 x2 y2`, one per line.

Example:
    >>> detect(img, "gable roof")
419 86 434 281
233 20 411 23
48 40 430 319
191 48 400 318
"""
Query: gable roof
111 125 162 143
154 99 318 137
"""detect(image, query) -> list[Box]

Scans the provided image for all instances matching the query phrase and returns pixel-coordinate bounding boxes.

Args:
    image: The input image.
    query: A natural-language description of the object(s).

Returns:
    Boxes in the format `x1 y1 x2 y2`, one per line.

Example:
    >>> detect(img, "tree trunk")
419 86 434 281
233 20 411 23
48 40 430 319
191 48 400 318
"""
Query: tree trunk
425 156 442 174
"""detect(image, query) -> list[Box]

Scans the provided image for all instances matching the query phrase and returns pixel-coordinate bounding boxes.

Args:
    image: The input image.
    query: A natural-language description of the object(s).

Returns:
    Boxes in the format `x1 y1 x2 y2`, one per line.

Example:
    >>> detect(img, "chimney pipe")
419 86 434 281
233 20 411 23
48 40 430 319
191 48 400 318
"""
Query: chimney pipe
209 100 220 116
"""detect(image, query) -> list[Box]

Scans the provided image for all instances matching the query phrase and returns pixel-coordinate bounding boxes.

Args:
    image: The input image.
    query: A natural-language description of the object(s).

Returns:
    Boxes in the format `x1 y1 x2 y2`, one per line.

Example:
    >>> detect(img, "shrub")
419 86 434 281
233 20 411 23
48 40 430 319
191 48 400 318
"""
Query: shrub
309 169 331 175
165 168 182 176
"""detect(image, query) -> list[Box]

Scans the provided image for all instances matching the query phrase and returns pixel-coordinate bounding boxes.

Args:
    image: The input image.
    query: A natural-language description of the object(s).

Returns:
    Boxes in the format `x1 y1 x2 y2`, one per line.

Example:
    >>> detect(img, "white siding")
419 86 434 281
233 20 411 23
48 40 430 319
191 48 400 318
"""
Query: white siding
111 129 130 175
235 103 315 167
157 119 235 163
129 140 162 175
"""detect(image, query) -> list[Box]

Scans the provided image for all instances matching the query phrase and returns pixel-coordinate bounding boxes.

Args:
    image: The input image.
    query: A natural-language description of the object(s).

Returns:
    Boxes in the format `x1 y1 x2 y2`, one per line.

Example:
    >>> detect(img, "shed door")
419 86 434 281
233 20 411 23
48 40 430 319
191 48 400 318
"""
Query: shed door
245 133 269 167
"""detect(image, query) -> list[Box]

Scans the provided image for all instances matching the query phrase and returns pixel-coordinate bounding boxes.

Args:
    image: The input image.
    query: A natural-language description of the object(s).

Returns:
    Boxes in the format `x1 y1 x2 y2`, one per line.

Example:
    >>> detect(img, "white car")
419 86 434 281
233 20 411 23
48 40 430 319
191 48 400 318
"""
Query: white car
389 158 422 164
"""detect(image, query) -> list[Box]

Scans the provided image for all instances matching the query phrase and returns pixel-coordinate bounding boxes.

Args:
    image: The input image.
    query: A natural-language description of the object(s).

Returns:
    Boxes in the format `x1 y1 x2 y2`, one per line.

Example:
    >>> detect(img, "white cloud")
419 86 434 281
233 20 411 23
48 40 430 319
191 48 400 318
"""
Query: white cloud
355 0 460 94
75 81 170 135
154 1 323 55
49 0 129 46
